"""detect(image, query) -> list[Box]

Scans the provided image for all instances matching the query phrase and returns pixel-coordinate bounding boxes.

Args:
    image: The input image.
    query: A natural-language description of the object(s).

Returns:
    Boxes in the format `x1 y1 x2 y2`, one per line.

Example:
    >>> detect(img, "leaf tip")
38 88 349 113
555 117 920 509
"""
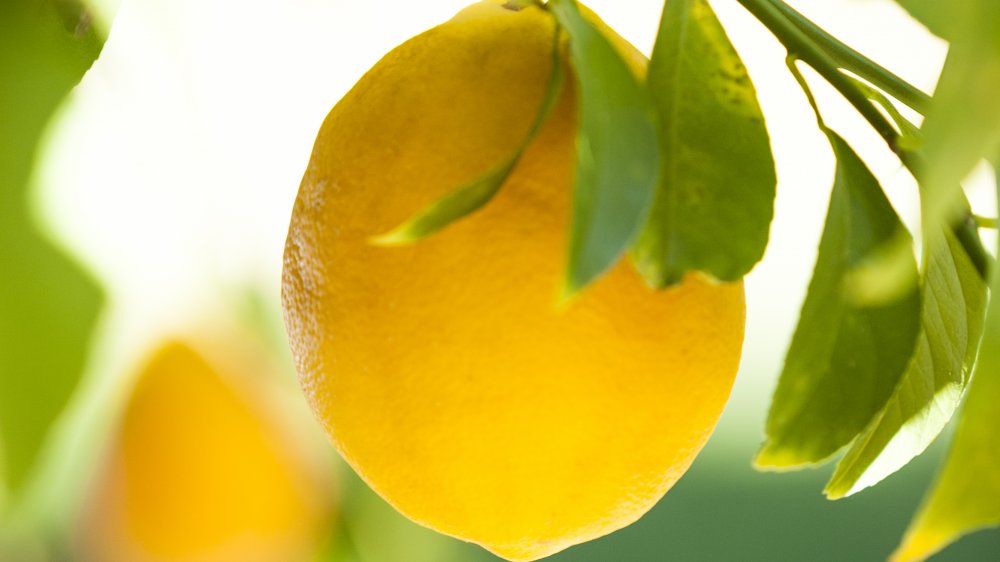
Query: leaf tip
752 442 822 473
889 525 952 562
367 228 417 247
889 543 926 562
556 279 583 309
562 256 607 304
751 444 789 472
821 476 854 501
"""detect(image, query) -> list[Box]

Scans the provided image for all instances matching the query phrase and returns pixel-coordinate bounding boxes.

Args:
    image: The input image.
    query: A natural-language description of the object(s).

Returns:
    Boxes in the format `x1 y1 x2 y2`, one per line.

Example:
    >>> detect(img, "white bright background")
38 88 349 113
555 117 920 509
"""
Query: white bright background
31 0 996 535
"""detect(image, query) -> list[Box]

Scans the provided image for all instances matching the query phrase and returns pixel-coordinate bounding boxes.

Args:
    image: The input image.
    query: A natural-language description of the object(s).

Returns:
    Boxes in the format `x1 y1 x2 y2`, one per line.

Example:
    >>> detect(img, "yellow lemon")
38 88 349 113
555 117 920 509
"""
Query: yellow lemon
282 1 745 560
78 341 332 562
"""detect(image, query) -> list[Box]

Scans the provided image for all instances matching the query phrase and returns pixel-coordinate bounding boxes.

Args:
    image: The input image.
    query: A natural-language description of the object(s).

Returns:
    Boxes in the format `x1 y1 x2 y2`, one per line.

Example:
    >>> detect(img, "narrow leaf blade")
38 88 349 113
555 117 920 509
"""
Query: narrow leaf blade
825 229 987 499
634 0 776 287
890 165 1000 562
371 30 566 246
370 158 518 245
756 132 920 469
548 0 660 297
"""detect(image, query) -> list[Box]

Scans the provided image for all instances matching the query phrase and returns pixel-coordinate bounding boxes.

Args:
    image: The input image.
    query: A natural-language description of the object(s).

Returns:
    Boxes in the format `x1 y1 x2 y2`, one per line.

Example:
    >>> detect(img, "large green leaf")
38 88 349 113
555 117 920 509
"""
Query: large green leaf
371 28 566 246
756 131 920 469
825 229 987 499
898 1 1000 254
0 0 104 497
547 0 660 297
832 81 921 307
633 0 775 287
890 164 1000 562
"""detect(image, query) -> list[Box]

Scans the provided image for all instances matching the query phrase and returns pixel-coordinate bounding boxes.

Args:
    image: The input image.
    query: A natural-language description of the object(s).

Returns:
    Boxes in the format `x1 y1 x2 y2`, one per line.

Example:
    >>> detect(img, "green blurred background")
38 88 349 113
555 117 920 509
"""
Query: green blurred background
1 0 998 560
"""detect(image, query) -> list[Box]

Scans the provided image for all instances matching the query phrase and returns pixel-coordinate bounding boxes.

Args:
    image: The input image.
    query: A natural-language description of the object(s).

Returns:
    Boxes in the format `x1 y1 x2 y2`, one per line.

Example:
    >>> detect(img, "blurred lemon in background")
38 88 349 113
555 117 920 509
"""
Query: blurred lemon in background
77 340 333 562
282 1 745 560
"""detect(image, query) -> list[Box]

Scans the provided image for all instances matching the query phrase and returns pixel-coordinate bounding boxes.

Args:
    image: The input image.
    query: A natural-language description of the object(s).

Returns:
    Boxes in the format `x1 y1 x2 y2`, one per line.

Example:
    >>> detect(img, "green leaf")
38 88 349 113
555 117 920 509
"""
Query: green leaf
755 131 920 469
370 158 521 246
824 229 987 499
371 29 566 246
900 1 1000 254
894 0 961 39
890 163 1000 562
0 0 104 498
633 0 775 287
842 231 920 307
547 0 660 298
840 80 921 306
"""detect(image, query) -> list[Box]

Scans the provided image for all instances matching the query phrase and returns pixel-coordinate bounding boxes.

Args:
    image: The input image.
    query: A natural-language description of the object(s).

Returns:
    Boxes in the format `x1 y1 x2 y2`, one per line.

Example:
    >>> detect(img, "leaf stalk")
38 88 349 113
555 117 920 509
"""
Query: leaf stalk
735 0 992 279
763 0 931 112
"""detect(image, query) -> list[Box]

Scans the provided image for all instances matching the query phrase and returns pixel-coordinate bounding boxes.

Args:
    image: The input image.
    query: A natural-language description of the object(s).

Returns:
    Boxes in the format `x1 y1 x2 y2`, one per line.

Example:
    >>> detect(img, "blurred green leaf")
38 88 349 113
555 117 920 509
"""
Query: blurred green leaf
0 0 104 498
371 31 565 246
894 0 961 40
843 231 920 307
890 163 1000 562
756 131 920 469
547 0 660 298
633 0 775 287
899 1 1000 252
825 229 987 499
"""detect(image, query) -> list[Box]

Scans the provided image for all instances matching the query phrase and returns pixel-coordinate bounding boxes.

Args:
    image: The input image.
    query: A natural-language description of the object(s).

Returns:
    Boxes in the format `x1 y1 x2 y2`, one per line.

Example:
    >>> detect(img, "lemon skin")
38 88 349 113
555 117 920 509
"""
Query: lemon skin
283 2 745 560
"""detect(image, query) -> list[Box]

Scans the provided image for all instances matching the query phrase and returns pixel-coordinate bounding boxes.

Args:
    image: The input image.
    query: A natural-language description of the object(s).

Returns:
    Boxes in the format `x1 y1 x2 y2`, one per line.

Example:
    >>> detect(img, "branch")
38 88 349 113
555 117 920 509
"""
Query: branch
735 0 992 279
764 0 931 112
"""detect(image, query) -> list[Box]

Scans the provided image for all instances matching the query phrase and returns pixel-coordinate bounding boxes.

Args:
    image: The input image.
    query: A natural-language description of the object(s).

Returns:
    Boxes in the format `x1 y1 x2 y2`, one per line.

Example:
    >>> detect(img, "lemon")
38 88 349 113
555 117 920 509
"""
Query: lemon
77 341 332 562
282 1 745 560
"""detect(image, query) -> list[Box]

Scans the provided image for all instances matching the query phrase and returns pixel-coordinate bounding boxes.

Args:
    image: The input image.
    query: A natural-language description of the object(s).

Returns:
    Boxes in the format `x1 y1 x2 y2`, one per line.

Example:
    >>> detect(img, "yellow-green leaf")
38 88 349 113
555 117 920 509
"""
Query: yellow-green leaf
548 0 660 298
756 131 920 469
634 0 775 287
0 0 104 498
825 229 987 499
901 1 1000 260
894 0 961 40
890 164 1000 562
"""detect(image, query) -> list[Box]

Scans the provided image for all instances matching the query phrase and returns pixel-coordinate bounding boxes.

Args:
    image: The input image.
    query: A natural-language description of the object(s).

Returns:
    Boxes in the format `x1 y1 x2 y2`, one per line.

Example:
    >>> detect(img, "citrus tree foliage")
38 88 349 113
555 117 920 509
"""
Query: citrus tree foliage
634 0 775 287
383 0 999 558
3 0 1000 559
0 0 104 501
756 124 922 470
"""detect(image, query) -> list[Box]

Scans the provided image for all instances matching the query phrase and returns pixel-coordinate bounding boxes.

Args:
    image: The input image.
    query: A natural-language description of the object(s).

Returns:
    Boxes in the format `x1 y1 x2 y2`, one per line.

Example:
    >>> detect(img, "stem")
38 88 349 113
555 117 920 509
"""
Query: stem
764 0 930 112
736 0 901 152
975 215 999 229
953 211 992 277
846 76 920 139
735 0 992 278
784 57 825 129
